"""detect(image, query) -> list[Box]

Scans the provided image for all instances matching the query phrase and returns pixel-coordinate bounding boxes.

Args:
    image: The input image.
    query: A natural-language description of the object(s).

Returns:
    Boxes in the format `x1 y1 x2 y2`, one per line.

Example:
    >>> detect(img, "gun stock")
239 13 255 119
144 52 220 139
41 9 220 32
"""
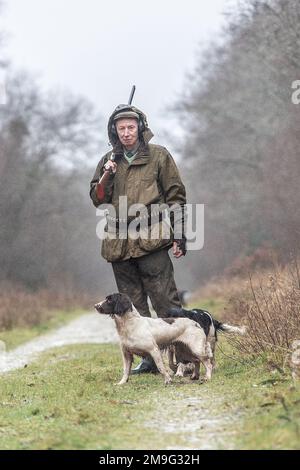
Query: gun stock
96 153 115 202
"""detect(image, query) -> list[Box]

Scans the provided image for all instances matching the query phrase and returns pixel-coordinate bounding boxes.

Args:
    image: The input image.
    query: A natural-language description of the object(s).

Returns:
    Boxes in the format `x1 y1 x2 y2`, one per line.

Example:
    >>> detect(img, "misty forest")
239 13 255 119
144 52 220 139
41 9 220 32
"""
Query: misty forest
0 0 300 451
1 0 299 306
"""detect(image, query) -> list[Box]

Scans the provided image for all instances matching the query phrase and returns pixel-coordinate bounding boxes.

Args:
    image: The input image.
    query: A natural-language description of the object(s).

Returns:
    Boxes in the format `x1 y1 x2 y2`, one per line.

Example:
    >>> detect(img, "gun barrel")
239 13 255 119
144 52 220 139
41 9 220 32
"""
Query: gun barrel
128 85 136 105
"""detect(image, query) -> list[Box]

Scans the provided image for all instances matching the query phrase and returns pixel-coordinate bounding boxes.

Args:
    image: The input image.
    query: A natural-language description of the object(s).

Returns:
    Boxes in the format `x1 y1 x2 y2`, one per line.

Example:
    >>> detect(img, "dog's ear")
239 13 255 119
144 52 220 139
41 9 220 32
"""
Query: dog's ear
114 294 132 315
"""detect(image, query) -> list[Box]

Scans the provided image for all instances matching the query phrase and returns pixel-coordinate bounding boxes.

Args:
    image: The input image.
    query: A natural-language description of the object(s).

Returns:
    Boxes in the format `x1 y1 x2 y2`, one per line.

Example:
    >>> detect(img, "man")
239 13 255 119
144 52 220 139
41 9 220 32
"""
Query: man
90 104 187 373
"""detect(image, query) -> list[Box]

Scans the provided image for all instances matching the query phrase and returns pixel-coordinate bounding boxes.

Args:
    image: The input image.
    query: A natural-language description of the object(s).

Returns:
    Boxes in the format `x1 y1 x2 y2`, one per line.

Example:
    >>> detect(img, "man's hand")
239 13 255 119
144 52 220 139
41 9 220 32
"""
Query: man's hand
173 238 187 258
173 241 183 258
103 160 117 174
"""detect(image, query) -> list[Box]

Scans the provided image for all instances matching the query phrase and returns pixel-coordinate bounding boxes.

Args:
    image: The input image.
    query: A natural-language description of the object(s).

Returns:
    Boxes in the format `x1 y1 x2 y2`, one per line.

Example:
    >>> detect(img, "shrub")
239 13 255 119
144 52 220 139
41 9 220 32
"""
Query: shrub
224 259 300 369
0 281 91 330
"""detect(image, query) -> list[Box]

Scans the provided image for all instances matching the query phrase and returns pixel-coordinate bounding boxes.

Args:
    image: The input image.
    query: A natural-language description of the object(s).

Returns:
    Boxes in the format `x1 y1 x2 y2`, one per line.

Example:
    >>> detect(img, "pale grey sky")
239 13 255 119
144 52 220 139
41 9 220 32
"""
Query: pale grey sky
1 0 238 154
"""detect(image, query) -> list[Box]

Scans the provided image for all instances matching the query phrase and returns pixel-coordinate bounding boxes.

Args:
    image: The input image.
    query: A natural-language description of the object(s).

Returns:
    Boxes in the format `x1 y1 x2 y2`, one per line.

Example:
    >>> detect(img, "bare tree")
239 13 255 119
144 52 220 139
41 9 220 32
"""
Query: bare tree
0 68 114 295
173 0 300 287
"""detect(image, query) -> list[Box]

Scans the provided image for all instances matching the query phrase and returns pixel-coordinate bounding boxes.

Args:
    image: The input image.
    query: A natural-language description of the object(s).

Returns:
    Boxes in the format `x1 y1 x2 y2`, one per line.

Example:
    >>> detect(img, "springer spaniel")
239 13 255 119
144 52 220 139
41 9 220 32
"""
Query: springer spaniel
166 306 246 376
94 293 214 385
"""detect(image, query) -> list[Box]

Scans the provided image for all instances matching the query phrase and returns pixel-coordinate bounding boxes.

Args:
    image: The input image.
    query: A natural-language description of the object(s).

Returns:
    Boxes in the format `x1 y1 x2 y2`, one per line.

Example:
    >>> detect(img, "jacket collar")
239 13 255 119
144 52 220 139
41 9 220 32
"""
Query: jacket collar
115 142 151 166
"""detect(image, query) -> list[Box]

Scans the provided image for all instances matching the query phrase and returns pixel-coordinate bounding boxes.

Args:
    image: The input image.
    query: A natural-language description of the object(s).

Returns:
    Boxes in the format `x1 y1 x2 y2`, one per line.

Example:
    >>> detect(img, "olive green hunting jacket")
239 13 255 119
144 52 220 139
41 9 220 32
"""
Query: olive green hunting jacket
90 121 186 262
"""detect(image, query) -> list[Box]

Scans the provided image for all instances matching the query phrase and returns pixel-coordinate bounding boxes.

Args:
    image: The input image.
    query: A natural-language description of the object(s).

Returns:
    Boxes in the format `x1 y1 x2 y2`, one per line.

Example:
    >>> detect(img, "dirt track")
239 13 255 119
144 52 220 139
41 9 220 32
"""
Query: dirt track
0 312 240 449
0 313 118 373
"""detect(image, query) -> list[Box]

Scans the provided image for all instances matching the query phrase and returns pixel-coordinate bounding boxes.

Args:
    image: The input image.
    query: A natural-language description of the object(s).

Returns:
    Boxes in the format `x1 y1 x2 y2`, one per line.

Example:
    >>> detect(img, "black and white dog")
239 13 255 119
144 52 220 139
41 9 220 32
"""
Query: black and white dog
94 293 214 385
166 306 246 376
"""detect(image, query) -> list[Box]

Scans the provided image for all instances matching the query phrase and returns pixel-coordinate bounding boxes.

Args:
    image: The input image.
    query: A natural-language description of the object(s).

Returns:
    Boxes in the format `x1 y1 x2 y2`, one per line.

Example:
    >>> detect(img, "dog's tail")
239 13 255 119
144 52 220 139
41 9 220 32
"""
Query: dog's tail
166 307 246 336
215 320 246 335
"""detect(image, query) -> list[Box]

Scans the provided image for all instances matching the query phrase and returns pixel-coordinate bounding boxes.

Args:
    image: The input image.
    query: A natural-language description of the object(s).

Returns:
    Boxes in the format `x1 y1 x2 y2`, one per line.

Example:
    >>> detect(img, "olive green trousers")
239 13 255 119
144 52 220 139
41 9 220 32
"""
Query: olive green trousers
112 249 181 317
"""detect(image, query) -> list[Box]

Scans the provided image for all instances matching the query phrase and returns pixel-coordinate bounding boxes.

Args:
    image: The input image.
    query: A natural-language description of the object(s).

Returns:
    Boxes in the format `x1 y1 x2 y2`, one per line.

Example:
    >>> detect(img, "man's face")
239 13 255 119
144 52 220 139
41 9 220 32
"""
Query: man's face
116 118 139 150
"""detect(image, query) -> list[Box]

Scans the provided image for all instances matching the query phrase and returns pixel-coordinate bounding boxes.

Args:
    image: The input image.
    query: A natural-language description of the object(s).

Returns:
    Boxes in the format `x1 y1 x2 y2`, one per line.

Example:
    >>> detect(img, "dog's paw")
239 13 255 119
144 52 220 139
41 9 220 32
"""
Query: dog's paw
164 376 172 385
116 380 127 386
190 374 200 381
175 372 184 378
202 375 212 383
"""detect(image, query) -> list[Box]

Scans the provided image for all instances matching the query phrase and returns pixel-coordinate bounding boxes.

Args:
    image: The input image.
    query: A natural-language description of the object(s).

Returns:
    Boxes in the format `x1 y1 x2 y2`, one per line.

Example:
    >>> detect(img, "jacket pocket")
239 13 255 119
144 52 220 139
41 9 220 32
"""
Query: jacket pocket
138 220 172 252
101 231 126 262
138 177 160 206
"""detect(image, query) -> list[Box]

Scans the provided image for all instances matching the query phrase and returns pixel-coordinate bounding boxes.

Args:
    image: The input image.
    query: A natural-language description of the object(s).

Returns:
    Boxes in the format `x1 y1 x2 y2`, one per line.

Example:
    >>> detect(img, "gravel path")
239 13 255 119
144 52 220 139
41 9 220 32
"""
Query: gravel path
146 391 240 450
0 313 118 373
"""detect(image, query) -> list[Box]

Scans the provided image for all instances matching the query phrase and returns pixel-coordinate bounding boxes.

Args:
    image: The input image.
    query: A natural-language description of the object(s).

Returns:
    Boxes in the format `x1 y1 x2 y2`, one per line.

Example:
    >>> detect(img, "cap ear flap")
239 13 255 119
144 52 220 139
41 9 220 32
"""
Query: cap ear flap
114 294 132 315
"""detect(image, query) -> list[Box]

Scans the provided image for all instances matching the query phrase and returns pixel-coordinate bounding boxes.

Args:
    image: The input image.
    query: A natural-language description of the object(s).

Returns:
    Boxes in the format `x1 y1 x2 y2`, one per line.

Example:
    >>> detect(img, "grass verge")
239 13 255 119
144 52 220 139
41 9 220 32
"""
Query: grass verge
0 340 299 450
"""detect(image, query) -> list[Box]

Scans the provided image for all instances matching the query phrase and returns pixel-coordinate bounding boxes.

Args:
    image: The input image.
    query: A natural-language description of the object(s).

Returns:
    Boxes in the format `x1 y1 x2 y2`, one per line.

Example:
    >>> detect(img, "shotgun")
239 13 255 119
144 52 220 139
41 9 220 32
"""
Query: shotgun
96 86 136 202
